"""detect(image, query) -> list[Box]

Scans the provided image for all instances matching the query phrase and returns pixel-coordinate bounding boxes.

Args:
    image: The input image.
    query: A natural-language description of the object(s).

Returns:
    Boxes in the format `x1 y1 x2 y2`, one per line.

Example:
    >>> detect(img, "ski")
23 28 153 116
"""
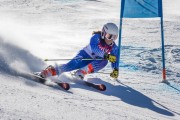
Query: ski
70 73 106 91
84 81 106 91
28 73 70 91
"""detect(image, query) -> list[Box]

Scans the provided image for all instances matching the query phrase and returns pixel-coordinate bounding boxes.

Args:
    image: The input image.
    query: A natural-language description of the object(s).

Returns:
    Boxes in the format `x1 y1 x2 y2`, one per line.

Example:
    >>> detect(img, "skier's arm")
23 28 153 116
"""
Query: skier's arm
110 46 119 79
90 34 105 58
110 45 119 69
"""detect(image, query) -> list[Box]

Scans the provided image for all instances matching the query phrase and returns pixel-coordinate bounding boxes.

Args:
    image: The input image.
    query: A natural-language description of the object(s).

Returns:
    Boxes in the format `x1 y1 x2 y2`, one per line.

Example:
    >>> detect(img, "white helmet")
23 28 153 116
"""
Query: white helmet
101 23 118 41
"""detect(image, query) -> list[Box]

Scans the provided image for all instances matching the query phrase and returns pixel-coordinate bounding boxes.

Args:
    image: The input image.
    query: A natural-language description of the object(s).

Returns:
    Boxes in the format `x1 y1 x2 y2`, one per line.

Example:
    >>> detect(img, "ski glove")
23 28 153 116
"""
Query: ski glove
110 69 119 79
104 53 116 63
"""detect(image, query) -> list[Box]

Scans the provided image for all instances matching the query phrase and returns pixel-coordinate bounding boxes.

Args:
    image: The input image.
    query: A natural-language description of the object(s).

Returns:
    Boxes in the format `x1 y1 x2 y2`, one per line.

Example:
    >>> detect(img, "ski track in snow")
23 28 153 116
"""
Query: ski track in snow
0 0 180 120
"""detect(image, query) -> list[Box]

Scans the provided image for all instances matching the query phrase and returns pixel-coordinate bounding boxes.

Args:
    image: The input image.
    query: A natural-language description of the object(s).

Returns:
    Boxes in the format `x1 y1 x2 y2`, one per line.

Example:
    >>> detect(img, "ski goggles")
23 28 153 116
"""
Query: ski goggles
105 33 118 41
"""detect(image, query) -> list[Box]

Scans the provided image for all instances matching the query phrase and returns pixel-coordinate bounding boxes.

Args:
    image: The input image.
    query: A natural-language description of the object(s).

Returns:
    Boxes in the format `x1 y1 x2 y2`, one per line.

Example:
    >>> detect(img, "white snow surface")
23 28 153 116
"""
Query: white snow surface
0 0 180 120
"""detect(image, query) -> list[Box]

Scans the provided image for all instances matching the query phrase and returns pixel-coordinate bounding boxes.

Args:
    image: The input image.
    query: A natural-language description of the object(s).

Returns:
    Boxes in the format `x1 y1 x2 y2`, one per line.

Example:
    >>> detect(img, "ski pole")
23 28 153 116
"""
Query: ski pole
96 72 121 83
96 71 110 74
44 58 105 61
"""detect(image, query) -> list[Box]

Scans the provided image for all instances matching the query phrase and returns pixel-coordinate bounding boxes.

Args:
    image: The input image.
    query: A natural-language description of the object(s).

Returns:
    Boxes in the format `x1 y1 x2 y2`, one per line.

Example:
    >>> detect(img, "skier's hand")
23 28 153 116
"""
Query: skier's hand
104 54 116 63
110 69 119 79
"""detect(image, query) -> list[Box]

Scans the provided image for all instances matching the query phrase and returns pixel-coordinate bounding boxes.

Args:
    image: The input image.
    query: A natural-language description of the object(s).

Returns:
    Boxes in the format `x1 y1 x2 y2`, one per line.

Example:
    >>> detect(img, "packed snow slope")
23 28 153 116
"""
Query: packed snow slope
0 0 180 120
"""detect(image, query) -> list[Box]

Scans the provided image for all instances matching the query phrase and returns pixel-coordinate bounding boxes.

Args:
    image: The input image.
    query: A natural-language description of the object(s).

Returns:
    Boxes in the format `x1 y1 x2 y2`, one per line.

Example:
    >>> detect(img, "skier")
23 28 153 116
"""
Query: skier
40 23 119 80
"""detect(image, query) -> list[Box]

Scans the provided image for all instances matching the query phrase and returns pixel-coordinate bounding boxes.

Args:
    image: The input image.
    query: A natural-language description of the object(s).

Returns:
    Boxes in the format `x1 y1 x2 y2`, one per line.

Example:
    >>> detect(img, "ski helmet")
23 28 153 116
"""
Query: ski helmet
101 23 118 41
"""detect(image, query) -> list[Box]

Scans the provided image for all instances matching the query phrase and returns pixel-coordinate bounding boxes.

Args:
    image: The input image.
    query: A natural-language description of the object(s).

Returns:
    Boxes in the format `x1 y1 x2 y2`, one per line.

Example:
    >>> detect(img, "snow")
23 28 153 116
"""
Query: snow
0 0 180 120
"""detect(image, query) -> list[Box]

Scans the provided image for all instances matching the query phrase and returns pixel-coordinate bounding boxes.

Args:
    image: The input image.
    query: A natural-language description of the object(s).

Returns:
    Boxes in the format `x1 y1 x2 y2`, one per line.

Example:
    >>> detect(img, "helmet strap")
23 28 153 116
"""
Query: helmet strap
101 28 106 39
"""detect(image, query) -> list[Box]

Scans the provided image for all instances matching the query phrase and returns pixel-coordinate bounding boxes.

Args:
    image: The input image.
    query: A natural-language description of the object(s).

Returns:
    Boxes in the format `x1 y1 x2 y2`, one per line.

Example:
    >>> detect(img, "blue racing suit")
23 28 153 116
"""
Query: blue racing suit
56 33 119 75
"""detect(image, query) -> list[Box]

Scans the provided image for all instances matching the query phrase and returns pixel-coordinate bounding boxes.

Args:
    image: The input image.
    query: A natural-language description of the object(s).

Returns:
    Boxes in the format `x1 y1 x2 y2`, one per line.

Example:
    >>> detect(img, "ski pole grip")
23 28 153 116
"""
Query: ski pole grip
44 59 48 61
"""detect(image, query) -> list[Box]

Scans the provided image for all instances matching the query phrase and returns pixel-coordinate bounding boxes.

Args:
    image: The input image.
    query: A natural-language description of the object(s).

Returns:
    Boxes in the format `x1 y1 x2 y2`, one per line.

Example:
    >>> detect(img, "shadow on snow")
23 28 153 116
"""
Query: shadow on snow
91 77 178 117
62 73 177 117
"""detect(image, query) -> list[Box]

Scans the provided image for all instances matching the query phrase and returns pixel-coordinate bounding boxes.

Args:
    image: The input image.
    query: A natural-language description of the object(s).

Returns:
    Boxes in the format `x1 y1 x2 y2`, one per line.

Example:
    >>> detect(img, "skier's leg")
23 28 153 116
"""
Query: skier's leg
40 50 92 78
90 60 108 72
74 60 108 80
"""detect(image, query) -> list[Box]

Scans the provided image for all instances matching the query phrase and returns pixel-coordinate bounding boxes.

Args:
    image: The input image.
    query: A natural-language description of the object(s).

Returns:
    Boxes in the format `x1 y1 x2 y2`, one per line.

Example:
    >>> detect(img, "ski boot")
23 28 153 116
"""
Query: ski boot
73 63 94 80
40 65 57 78
74 70 86 80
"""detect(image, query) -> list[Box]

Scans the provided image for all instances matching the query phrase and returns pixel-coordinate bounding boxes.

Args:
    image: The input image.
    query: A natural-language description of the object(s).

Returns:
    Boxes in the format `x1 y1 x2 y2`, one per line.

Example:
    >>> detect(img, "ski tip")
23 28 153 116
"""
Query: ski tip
58 83 70 90
99 84 106 91
64 83 70 90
